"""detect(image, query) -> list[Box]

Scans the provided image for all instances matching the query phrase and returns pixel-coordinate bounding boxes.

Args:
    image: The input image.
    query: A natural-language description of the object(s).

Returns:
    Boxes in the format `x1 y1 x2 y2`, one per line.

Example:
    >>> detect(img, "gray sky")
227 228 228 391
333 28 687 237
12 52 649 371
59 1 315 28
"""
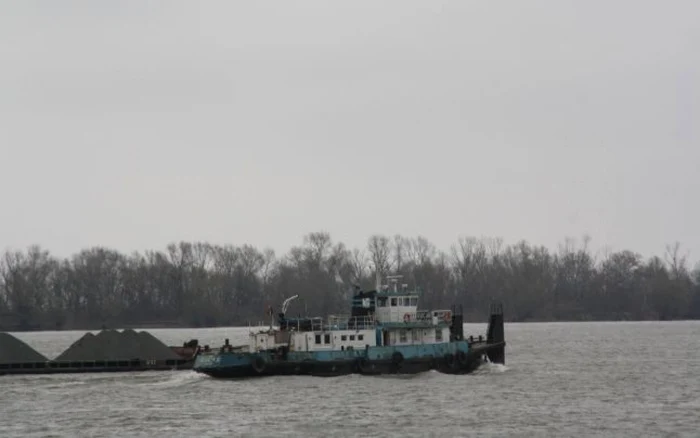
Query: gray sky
1 1 698 263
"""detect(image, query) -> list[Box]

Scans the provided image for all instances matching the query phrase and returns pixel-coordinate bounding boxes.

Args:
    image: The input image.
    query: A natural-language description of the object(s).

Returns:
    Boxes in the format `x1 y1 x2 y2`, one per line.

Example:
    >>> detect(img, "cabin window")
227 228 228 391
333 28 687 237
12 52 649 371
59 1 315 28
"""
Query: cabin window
390 297 397 307
324 334 331 344
358 334 364 341
399 330 407 343
377 297 387 307
435 328 443 341
349 335 355 341
410 297 418 306
315 334 321 344
341 335 347 341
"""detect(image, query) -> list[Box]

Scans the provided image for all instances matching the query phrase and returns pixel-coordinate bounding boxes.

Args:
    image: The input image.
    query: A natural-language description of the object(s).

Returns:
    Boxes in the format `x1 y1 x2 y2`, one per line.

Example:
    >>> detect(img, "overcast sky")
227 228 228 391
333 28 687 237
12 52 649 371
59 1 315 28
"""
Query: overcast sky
1 1 698 263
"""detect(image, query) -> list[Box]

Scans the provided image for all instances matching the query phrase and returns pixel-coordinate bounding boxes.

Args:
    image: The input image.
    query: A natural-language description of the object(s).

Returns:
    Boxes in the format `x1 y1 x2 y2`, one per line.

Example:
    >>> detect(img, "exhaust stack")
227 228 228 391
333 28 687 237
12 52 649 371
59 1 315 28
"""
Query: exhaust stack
486 302 506 364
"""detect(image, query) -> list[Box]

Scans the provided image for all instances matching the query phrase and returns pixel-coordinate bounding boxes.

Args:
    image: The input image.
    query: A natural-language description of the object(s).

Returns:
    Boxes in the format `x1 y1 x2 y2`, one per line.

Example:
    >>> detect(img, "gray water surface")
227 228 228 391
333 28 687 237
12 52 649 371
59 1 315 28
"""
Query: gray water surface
1 321 699 437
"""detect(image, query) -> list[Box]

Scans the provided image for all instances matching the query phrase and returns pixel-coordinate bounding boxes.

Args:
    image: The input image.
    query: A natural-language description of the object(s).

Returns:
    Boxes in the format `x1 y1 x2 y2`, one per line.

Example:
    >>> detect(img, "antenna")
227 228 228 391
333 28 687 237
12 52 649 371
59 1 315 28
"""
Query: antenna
386 275 403 293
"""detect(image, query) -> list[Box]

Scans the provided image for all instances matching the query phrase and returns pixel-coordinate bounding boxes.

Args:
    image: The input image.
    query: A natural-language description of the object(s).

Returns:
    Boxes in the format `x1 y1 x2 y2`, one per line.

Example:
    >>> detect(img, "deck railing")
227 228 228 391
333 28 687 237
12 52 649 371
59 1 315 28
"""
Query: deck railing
250 314 378 333
414 310 432 322
327 314 376 330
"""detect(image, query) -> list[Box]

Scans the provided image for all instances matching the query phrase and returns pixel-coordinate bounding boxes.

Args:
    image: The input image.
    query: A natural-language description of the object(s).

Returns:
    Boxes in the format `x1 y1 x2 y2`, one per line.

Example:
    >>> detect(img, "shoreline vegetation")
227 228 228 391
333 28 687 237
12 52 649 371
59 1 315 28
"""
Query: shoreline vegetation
2 233 699 331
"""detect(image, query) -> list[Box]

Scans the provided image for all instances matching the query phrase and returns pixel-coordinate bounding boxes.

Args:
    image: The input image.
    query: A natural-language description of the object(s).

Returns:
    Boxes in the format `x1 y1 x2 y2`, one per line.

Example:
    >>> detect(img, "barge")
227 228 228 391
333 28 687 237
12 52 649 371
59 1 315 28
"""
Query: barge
0 357 194 376
0 332 198 376
193 275 506 378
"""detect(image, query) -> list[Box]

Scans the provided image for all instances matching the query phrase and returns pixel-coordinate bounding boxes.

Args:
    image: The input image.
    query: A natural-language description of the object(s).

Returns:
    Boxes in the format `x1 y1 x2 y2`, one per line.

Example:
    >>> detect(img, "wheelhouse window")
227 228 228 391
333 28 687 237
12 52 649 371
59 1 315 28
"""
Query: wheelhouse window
410 297 418 306
358 334 364 341
341 335 347 341
412 330 419 341
377 296 387 307
315 334 321 344
349 335 355 341
324 334 331 344
435 328 443 341
399 330 407 343
390 297 397 306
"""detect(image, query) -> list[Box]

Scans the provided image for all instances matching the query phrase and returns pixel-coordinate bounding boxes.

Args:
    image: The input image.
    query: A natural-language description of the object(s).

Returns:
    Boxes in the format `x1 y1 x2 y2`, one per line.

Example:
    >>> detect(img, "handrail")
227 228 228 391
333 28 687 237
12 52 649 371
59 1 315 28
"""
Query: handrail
328 314 376 330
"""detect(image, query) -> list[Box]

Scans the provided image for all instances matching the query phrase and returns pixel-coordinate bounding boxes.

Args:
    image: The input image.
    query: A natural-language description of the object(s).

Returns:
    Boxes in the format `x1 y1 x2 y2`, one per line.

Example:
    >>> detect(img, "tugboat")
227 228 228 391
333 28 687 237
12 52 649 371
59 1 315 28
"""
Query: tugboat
193 275 506 378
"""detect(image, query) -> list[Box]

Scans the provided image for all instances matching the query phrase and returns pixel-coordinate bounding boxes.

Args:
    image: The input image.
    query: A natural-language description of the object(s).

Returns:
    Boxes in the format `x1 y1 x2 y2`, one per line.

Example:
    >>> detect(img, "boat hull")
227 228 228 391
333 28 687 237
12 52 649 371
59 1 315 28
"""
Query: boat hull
193 341 504 379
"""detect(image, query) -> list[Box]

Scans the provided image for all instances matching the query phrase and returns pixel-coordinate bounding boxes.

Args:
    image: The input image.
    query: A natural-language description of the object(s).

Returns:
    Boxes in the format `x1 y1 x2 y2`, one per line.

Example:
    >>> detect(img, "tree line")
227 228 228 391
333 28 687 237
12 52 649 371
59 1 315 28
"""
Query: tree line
1 232 699 331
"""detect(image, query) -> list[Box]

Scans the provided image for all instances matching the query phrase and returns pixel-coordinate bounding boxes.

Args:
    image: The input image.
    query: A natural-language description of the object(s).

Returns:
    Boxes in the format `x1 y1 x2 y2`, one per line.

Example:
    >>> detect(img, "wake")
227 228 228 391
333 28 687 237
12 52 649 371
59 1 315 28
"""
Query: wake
146 370 207 387
474 360 509 374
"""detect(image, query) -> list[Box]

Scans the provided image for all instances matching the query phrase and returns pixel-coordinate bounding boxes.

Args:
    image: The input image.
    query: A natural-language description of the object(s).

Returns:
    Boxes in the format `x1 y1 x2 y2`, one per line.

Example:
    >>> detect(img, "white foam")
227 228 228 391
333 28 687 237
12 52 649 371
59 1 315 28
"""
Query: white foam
147 371 206 387
475 361 509 374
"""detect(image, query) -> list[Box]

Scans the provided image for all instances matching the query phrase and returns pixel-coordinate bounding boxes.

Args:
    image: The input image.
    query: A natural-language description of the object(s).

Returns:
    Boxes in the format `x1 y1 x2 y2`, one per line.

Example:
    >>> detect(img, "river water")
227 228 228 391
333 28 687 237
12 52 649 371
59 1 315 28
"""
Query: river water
1 321 698 437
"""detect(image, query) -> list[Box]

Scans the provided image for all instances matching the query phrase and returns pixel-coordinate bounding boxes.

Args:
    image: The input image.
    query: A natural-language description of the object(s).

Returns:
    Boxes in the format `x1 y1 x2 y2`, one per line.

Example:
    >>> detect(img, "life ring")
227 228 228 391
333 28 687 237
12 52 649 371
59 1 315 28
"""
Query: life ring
443 311 452 323
403 313 411 323
251 356 266 374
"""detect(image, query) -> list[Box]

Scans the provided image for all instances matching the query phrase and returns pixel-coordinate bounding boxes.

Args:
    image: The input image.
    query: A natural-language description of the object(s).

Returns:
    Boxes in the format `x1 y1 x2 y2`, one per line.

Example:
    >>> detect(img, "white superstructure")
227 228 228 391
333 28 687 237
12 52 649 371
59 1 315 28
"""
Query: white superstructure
245 276 456 353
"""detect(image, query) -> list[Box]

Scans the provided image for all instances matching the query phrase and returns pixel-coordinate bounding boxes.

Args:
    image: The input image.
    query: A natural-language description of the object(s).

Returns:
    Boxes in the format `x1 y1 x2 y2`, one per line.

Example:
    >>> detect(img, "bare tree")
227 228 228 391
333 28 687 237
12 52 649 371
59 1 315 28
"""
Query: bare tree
2 233 699 331
407 236 436 266
367 235 392 284
348 248 368 285
665 242 689 279
393 235 406 273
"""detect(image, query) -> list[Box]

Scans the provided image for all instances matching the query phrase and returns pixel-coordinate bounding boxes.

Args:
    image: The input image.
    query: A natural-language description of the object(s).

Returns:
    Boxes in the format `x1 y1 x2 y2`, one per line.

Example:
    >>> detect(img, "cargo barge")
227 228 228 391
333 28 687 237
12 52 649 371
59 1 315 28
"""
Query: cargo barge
0 358 193 375
0 330 198 376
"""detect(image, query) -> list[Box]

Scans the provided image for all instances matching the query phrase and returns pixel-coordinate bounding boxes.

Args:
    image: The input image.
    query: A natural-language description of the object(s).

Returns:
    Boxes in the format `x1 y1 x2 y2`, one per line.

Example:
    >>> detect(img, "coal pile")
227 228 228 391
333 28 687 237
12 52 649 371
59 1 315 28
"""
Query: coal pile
54 329 181 362
0 332 49 364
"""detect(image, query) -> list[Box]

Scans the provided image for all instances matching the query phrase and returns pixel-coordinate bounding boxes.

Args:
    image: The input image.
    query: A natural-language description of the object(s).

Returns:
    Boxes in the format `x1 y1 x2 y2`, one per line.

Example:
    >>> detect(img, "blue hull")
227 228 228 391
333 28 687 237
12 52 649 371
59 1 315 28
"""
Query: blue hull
193 341 504 378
